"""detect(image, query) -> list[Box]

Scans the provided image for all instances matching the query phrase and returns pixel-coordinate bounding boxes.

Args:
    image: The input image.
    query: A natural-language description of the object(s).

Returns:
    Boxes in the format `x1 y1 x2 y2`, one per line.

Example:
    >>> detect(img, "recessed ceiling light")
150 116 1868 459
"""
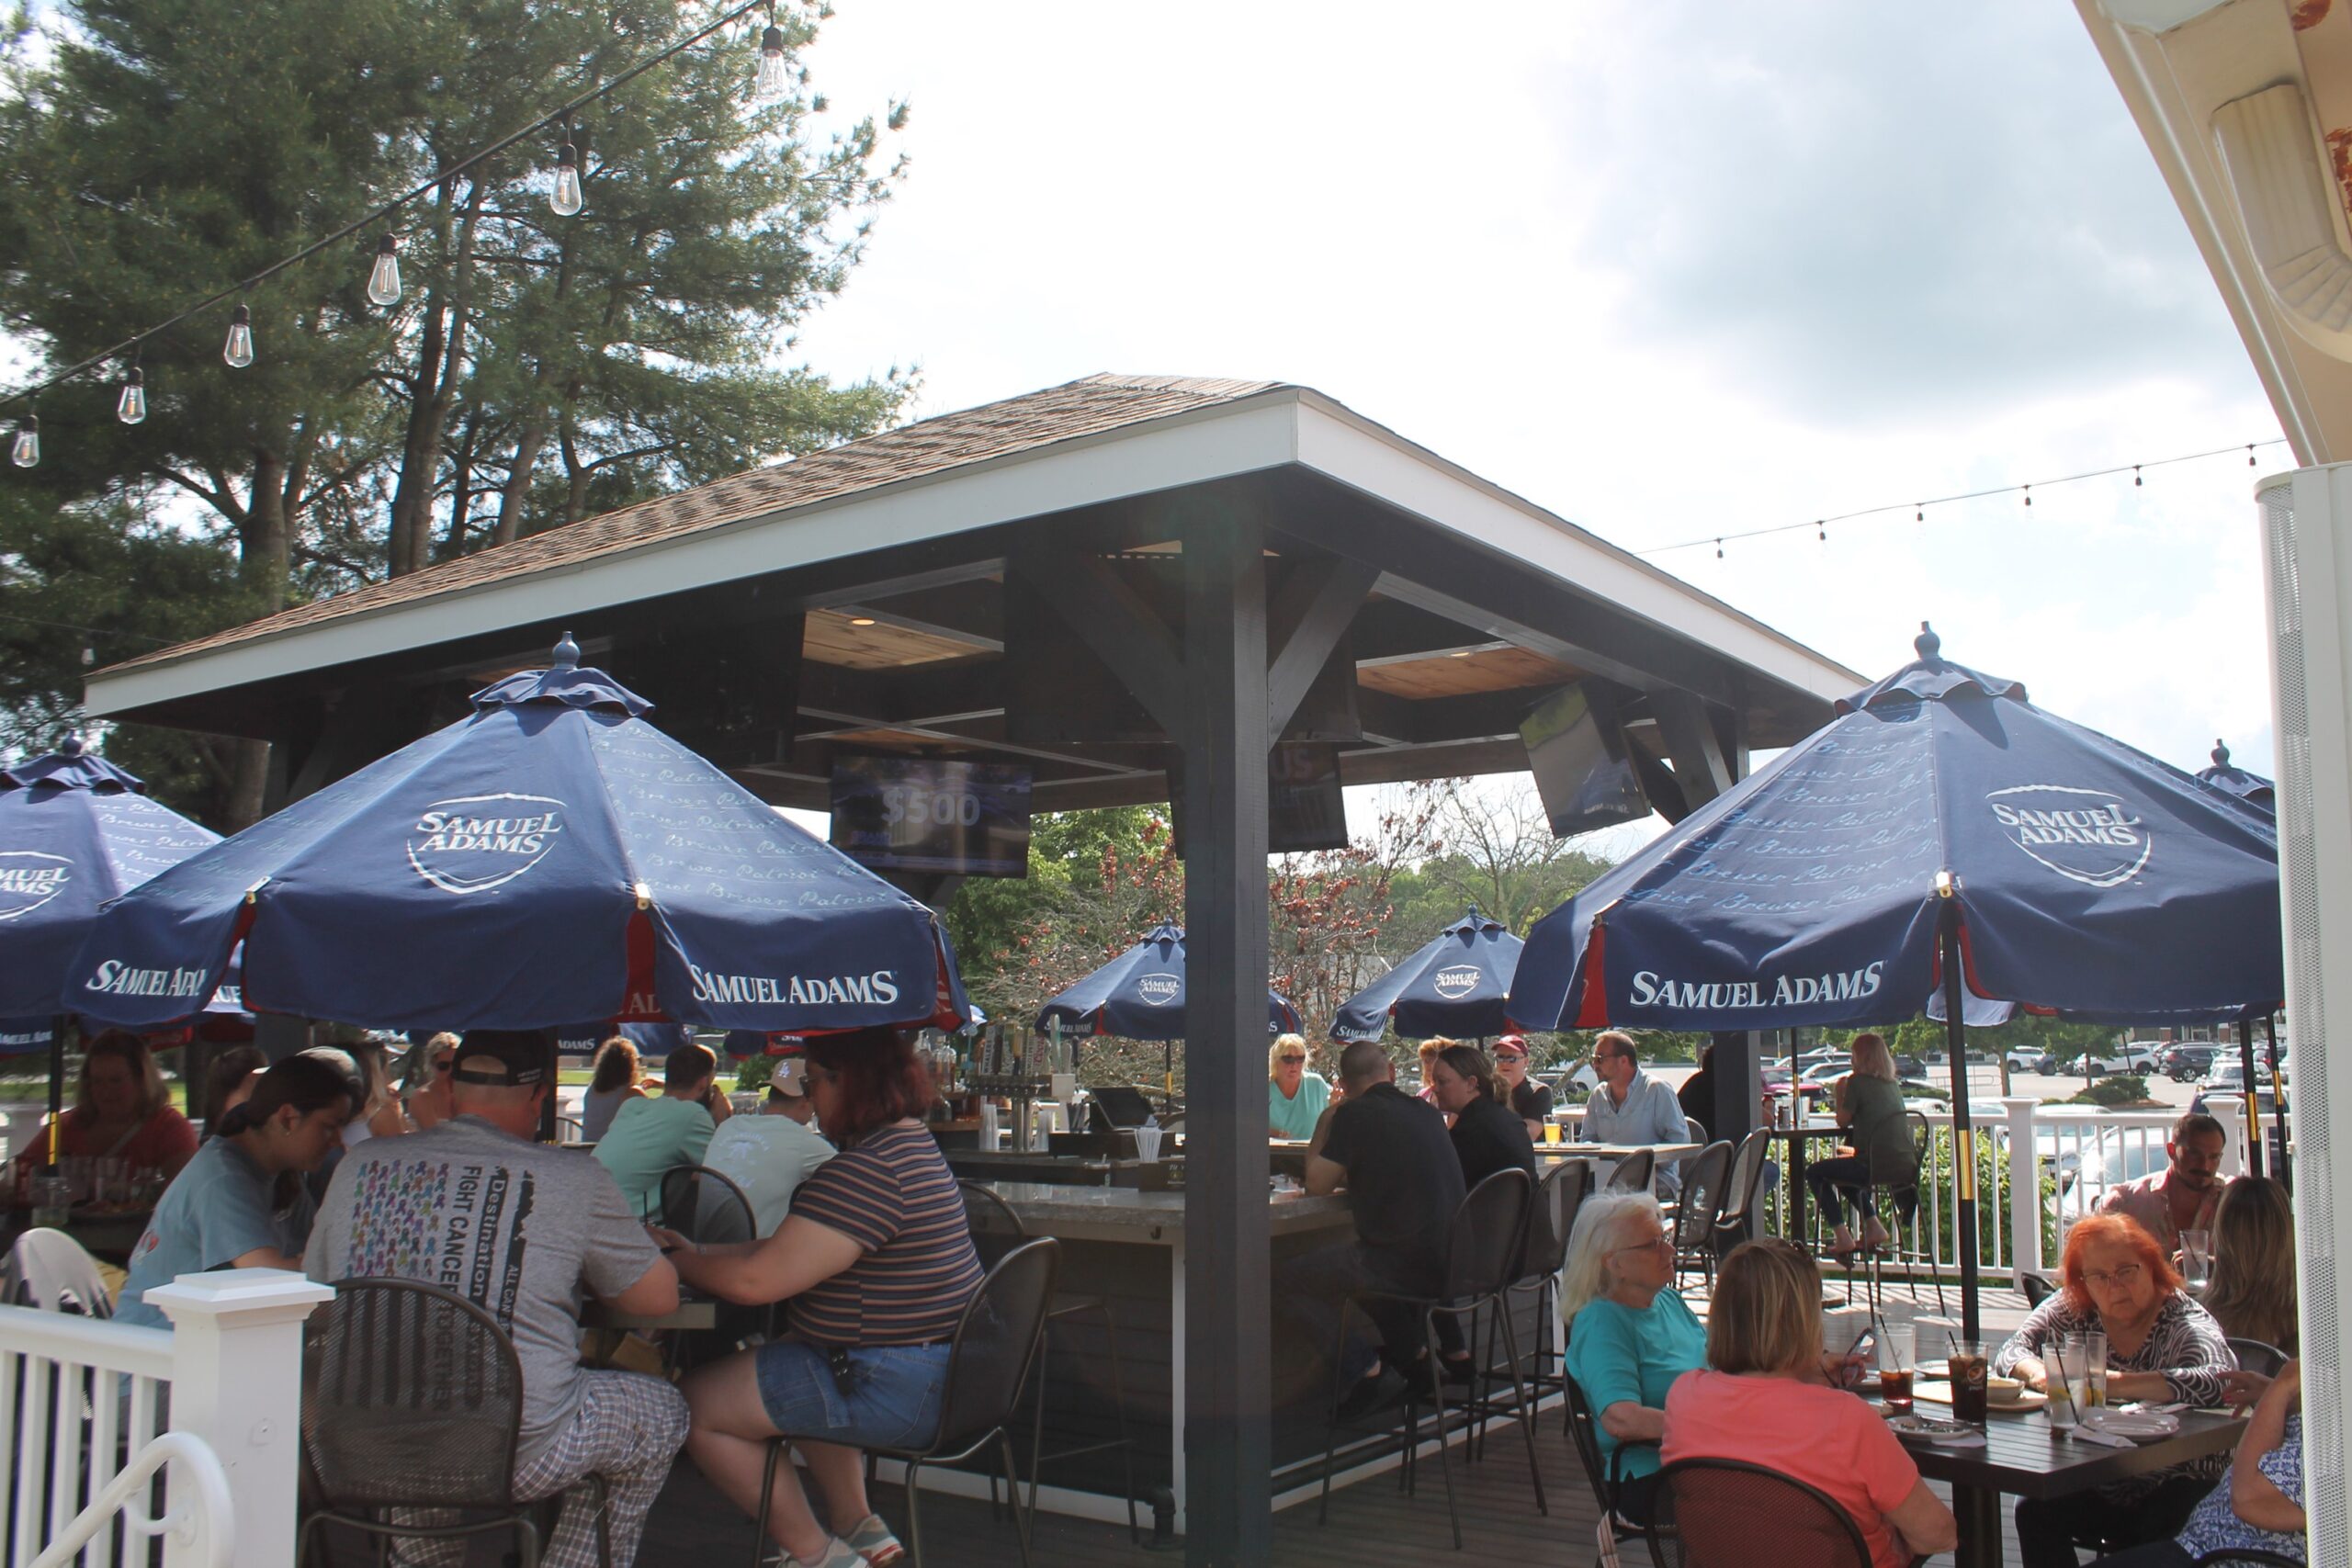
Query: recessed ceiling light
848 615 876 626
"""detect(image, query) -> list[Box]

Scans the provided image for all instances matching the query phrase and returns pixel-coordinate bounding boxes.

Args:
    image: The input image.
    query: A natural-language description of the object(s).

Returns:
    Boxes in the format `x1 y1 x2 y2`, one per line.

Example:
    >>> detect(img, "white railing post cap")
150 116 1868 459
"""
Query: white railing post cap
145 1269 334 1328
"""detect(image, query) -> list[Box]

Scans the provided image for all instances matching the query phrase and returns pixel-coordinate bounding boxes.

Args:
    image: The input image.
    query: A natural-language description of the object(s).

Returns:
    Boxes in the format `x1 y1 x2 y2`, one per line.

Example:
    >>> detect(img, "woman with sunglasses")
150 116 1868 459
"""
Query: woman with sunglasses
1265 1032 1329 1141
401 1032 459 1131
1557 1190 1706 1525
1995 1213 2237 1565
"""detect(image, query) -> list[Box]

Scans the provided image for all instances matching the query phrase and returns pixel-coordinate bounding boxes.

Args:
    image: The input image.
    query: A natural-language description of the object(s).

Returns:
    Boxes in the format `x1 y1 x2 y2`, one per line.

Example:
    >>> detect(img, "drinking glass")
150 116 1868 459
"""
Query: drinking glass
2180 1228 2212 1291
2045 1337 2079 1431
28 1173 70 1231
1878 1324 1917 1413
2082 1330 2109 1408
1949 1338 1989 1424
1543 1121 1562 1146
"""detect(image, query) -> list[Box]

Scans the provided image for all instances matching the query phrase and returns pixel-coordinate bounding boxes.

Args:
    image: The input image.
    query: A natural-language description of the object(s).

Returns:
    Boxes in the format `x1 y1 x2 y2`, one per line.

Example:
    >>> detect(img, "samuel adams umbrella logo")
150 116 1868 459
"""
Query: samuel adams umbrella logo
1137 973 1182 1005
0 852 71 921
1432 964 1482 999
1987 784 2152 888
408 794 567 895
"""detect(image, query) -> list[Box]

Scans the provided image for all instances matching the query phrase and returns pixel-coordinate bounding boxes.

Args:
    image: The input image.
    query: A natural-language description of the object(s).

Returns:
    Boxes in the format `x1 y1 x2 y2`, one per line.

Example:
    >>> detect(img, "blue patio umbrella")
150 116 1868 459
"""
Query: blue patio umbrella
0 739 219 1134
63 636 969 1037
1036 925 1302 1040
1037 925 1302 1101
1331 908 1522 1042
2197 739 2276 807
555 1021 689 1057
1508 625 2282 1337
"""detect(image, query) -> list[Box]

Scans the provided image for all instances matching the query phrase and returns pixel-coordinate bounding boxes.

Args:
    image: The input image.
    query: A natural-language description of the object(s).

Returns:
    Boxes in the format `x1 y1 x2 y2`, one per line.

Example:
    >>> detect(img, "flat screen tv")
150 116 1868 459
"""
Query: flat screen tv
829 756 1033 877
1167 742 1351 858
1520 682 1651 839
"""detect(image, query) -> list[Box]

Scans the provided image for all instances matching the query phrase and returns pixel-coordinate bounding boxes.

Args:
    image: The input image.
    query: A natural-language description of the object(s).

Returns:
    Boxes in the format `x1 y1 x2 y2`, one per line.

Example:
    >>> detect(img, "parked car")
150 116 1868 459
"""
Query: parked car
1541 1061 1600 1098
2056 1125 2165 1222
2086 1042 2161 1076
2164 1043 2220 1082
1893 1053 1928 1079
2004 1047 2055 1074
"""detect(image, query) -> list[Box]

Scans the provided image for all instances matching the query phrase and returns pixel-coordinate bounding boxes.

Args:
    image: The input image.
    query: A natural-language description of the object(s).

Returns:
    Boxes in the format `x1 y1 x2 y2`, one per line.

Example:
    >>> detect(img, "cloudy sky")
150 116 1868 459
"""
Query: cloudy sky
786 0 2288 820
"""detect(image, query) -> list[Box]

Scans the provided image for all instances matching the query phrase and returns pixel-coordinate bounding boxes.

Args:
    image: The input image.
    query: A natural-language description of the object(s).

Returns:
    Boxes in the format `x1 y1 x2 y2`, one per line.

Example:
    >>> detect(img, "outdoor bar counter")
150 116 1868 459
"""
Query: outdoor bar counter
902 1177 1551 1536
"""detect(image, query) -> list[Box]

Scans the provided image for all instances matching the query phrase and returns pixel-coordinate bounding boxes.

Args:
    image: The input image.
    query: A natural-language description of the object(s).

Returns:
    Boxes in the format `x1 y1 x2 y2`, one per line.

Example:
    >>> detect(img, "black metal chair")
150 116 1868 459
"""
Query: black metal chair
556 1113 586 1144
658 1163 757 1245
1316 1167 1544 1549
1605 1147 1657 1194
1501 1160 1592 1420
2021 1269 2057 1307
956 1181 1139 1542
300 1277 614 1568
2227 1337 2290 1377
1654 1457 1871 1568
1709 1128 1774 1264
1668 1141 1734 1288
1565 1371 1667 1568
754 1237 1058 1568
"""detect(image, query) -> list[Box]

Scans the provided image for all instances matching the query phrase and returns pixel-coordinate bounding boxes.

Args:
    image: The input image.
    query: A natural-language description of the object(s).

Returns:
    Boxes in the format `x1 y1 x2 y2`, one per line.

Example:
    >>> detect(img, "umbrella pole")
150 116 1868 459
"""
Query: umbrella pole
1939 905 1980 1343
45 1013 65 1167
2236 1019 2264 1179
2265 1014 2289 1190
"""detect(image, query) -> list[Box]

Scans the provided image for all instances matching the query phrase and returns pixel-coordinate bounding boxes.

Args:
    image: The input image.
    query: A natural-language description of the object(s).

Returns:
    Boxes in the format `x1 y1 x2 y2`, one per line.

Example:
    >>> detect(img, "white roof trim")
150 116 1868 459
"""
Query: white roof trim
85 387 1858 718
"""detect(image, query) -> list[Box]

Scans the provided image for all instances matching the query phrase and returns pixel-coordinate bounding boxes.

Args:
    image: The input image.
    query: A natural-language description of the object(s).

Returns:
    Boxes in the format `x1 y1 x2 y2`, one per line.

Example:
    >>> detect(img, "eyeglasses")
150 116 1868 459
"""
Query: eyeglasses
431 1058 454 1075
1278 1055 1306 1065
2080 1263 2143 1290
1612 1235 1675 1255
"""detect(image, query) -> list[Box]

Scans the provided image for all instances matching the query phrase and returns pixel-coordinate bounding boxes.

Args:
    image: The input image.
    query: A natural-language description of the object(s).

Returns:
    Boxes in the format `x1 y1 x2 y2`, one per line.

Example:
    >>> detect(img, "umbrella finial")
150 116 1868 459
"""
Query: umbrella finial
59 734 84 758
2212 739 2232 769
552 631 581 670
1916 621 1941 661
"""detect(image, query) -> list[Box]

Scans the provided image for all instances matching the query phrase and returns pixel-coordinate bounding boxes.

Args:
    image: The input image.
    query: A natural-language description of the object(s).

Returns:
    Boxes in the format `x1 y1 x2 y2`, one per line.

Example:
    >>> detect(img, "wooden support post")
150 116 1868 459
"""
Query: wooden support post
1180 513 1272 1568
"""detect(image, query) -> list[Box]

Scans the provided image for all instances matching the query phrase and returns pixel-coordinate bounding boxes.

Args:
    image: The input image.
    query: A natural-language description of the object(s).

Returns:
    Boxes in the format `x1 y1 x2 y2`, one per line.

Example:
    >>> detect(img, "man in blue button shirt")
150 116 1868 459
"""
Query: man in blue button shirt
1580 1032 1691 1195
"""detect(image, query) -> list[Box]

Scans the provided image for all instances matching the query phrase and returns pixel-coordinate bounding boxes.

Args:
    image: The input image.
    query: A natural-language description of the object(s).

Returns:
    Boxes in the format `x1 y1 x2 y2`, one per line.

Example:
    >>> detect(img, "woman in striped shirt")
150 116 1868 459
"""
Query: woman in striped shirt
662 1027 983 1568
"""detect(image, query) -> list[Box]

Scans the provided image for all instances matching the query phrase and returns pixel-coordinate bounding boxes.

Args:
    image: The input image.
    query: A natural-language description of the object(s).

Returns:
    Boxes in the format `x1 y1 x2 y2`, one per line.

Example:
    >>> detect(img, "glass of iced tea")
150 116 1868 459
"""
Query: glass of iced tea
1878 1323 1917 1412
1949 1339 1990 1424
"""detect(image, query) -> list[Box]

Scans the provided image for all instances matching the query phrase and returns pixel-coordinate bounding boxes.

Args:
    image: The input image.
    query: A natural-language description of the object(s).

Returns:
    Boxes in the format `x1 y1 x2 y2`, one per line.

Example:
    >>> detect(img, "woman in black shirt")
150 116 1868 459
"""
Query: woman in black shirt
1428 1043 1537 1189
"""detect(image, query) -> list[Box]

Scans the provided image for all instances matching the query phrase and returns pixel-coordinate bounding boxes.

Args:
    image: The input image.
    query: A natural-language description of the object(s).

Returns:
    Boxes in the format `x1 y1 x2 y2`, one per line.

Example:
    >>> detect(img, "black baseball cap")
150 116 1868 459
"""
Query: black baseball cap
452 1028 554 1087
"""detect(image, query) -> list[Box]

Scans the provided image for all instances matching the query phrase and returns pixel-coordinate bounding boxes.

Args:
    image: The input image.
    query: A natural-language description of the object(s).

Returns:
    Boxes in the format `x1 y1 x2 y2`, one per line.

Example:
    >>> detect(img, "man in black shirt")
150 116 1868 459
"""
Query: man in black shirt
1281 1040 1467 1417
1493 1035 1555 1140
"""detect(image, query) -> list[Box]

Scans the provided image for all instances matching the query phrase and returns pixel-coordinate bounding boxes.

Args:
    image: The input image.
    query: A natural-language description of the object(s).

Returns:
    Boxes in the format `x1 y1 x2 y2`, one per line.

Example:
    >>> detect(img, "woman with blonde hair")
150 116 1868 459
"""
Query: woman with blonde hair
13 1030 197 1181
401 1032 459 1132
1265 1032 1330 1140
2203 1175 2297 1355
582 1034 649 1142
1808 1031 1913 1256
1558 1190 1703 1523
1664 1239 1957 1567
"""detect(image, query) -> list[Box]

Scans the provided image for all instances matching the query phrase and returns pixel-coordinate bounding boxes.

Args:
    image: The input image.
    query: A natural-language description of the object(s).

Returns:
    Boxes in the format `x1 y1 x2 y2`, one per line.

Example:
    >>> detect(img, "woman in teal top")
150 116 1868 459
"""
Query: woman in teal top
1265 1033 1330 1140
1561 1189 1707 1523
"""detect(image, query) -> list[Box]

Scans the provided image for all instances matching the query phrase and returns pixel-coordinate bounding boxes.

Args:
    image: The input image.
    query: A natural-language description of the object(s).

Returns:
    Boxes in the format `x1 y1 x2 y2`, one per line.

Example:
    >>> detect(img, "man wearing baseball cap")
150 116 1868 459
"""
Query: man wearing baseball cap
1490 1035 1555 1141
307 1028 687 1568
704 1054 835 1235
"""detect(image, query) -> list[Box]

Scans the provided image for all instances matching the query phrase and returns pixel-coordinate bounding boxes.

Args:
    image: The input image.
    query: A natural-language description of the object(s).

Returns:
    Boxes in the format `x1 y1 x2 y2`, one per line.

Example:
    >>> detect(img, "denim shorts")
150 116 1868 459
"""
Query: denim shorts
754 1340 951 1450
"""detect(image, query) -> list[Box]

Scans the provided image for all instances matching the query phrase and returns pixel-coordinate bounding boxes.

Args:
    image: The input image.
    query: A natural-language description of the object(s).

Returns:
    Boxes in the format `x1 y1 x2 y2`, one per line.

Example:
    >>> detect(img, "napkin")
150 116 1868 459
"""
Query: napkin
2066 1426 2137 1449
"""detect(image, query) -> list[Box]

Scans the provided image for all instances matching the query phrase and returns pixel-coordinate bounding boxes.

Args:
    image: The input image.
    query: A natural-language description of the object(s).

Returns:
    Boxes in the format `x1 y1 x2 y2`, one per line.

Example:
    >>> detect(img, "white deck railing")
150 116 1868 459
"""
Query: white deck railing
0 1270 331 1568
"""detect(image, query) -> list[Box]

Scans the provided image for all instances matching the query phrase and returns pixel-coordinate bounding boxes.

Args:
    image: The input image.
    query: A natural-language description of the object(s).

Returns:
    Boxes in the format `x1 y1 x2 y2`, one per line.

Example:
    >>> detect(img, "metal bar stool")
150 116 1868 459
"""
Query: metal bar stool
958 1181 1140 1542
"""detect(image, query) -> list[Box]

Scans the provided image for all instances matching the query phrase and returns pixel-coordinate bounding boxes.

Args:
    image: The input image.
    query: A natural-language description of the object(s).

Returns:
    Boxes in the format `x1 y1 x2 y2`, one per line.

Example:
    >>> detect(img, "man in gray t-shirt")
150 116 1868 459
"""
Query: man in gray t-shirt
308 1030 684 1568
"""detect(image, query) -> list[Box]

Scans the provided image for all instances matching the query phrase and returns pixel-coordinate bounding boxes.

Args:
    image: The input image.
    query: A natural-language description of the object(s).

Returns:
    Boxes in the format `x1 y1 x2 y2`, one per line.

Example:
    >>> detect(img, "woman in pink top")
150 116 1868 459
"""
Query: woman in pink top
1662 1239 1956 1568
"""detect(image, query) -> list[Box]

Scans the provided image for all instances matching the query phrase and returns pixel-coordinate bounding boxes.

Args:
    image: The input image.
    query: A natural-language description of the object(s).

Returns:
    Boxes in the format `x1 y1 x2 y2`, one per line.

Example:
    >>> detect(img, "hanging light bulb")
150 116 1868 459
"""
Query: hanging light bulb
222 303 254 368
10 412 37 469
550 135 583 217
754 5 791 102
116 364 147 424
367 234 402 307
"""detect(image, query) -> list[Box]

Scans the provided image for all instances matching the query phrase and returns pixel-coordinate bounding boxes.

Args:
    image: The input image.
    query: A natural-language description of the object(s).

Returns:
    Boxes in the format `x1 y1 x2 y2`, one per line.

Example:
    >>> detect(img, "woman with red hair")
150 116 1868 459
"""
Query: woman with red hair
1994 1213 2236 1565
660 1027 983 1568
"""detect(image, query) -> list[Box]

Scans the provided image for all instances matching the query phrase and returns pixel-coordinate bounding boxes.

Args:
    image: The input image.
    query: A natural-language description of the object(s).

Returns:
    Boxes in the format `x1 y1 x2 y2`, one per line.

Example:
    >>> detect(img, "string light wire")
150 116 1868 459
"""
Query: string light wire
0 0 816 419
1640 437 2290 558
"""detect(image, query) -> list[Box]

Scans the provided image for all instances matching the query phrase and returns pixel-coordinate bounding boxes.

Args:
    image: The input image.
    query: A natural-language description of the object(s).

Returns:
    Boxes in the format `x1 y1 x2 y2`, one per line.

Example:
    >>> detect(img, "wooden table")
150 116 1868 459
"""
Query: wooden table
1894 1402 2244 1568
